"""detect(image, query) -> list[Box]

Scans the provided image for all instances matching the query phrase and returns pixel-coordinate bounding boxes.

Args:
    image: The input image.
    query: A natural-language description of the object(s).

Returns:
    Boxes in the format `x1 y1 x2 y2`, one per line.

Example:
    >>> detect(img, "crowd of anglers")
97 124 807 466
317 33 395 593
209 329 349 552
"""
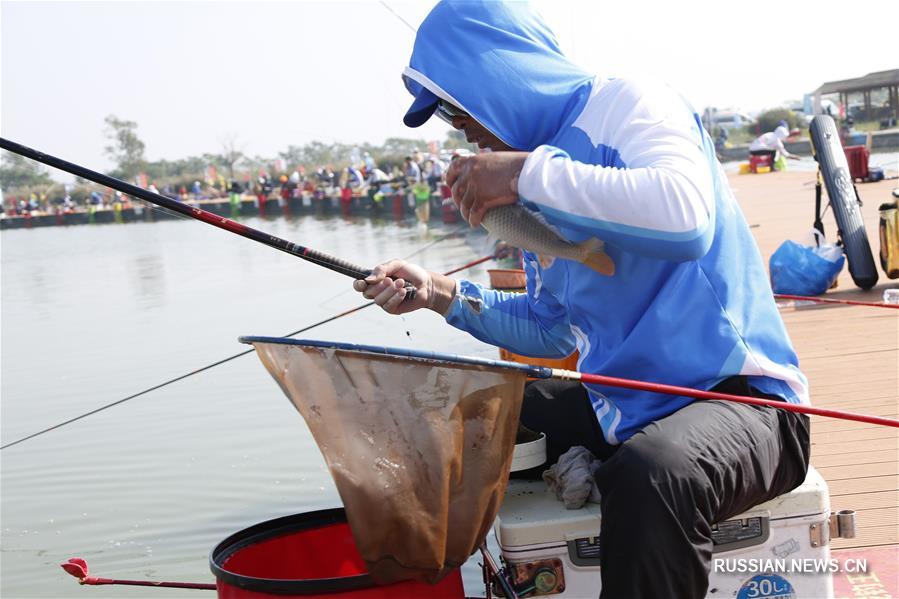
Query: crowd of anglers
1 149 470 225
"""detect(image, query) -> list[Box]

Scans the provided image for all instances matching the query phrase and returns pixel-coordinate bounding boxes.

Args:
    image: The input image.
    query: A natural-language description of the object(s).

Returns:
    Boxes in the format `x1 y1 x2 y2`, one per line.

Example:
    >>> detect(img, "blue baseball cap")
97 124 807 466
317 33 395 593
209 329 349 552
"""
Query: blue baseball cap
404 88 440 127
402 73 440 128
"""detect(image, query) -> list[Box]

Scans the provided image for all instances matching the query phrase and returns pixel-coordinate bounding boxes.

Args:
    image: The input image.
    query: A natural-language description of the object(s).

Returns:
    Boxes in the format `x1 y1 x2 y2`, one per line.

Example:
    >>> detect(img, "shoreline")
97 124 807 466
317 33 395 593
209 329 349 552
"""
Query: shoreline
0 192 459 230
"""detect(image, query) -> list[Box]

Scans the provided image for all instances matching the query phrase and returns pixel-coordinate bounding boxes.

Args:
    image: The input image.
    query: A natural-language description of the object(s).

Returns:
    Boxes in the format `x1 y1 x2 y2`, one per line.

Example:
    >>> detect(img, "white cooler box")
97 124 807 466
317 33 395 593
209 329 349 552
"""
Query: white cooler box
495 466 855 598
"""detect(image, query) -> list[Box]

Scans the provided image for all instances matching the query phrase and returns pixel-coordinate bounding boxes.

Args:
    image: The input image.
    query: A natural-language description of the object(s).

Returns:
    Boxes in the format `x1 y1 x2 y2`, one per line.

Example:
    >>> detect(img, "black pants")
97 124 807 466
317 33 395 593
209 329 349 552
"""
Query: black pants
519 378 810 599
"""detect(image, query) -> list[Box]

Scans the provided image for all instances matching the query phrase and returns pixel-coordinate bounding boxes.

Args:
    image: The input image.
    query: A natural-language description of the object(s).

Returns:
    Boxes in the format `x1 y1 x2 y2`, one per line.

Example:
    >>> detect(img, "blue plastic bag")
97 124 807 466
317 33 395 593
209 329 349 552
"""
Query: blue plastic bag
769 236 845 296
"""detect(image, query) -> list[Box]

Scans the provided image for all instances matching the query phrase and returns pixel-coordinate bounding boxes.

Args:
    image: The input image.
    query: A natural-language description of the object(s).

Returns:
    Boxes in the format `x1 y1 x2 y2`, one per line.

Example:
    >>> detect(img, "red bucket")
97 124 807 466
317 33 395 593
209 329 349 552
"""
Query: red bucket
749 154 772 173
209 508 465 599
440 184 459 224
843 145 870 181
392 193 405 220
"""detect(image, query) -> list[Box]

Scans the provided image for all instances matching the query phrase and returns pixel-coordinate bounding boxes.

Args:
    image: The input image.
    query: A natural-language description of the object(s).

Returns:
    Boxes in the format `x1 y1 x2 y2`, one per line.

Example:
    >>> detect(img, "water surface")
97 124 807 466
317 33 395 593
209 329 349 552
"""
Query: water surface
1 213 497 597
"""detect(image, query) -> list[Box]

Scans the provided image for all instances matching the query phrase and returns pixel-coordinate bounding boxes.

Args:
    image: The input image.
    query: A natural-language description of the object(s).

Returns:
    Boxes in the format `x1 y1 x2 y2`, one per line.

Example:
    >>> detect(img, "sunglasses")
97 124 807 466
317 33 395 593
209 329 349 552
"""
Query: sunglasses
435 99 469 124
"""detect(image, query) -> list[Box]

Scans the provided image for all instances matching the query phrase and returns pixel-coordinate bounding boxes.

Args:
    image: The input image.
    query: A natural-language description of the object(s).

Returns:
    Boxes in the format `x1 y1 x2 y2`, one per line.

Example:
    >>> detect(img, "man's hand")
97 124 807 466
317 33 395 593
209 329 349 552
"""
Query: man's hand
353 259 456 315
446 152 529 227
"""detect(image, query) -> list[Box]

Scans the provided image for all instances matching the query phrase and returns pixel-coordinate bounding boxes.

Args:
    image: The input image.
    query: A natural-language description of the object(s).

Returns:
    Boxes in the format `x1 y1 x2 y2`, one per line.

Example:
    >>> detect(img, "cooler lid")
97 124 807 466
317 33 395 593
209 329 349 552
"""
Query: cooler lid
496 467 829 549
496 480 601 548
738 465 829 519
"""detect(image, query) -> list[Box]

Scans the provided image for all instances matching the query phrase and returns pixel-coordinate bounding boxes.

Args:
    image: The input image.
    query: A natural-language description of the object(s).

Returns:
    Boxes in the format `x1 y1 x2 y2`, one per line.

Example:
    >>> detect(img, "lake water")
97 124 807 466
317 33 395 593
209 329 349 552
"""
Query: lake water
0 213 501 597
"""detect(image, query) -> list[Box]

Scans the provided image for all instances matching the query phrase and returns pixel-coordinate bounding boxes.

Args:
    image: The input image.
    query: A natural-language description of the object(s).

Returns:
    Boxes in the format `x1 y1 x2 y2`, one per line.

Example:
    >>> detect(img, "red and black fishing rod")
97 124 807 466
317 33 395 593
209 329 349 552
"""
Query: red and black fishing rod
0 137 409 290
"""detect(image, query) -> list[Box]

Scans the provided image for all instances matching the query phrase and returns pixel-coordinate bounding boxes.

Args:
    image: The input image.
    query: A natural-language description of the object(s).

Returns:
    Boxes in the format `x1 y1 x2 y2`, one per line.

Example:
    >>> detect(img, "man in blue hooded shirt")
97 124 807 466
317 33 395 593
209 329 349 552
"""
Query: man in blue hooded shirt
355 2 810 597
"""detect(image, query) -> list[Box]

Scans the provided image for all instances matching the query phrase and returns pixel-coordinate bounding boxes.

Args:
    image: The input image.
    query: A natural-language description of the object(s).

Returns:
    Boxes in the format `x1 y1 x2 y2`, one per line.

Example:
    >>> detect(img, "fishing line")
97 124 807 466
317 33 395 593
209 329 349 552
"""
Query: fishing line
0 253 497 451
379 0 417 33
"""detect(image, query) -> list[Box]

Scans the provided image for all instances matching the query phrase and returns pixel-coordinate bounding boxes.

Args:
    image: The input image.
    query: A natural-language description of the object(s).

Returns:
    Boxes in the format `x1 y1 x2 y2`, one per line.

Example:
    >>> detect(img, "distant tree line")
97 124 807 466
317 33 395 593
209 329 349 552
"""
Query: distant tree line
753 109 804 134
0 152 54 189
1 114 479 196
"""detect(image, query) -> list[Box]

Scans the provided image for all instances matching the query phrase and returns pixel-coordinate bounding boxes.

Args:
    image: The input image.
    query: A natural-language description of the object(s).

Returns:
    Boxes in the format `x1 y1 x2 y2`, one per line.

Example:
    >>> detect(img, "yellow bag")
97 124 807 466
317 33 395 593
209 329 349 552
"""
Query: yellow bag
879 201 899 279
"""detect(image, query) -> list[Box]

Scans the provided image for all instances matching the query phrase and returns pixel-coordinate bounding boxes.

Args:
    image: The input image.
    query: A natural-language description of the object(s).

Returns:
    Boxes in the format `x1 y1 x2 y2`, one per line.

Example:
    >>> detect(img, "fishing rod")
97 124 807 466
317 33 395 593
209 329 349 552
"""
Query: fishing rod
551 368 899 429
0 253 497 451
315 225 468 307
0 137 412 291
774 293 899 309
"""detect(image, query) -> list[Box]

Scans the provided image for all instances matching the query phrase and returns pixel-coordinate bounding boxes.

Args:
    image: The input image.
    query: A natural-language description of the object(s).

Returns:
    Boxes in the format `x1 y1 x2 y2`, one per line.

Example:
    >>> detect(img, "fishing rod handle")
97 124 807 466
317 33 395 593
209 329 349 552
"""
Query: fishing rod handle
294 247 370 279
292 249 416 299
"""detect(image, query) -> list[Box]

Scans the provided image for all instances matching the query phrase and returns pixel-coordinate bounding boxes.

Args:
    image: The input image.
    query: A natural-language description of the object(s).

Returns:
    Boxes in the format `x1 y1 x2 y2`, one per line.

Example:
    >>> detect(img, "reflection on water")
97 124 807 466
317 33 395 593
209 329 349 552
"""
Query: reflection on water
130 254 167 309
1 215 496 597
23 266 53 321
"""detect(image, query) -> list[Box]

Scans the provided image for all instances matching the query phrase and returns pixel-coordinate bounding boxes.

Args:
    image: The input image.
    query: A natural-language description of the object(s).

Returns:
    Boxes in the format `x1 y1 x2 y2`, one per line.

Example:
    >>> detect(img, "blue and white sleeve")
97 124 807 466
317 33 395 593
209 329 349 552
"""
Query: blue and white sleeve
517 80 717 262
443 260 576 358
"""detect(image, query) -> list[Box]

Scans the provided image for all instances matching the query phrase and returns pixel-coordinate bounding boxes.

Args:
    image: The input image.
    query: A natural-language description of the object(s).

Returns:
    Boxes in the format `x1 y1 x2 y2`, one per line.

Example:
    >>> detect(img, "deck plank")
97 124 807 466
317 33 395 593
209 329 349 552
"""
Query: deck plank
811 437 898 456
810 389 898 404
824 475 897 496
858 507 899 527
815 462 899 481
812 450 899 468
832 526 899 549
810 404 899 416
811 416 899 433
810 428 899 443
828 490 899 512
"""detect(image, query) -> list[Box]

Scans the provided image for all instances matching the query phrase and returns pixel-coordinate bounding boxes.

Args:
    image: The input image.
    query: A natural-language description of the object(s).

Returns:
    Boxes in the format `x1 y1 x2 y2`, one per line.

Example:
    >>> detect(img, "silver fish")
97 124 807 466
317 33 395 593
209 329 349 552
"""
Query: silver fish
481 204 615 275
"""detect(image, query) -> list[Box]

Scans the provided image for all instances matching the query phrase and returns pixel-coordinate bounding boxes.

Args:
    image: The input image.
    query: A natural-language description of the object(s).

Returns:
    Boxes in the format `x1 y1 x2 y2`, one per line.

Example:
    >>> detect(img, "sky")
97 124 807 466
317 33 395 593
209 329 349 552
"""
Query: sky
1 0 897 179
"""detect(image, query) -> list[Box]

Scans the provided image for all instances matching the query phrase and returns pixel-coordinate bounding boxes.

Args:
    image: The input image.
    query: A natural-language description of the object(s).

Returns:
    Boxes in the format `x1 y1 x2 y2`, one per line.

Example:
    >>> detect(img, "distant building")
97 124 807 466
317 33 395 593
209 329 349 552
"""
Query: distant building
812 69 899 126
790 97 837 125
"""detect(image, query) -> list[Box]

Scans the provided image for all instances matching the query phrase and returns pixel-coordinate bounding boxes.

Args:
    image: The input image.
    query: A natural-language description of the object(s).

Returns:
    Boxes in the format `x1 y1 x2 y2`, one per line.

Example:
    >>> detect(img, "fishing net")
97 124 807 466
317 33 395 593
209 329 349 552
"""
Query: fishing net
249 340 526 584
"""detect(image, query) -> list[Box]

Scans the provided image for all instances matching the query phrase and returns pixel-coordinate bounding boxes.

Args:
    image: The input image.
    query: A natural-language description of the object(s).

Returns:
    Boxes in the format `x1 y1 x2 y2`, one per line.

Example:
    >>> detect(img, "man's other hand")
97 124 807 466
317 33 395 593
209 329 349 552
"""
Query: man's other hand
446 152 529 227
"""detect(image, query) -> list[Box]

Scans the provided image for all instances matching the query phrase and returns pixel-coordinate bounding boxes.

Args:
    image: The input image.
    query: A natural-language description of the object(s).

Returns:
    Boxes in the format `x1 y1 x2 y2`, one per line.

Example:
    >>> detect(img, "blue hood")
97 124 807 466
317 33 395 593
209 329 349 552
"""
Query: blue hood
403 0 594 151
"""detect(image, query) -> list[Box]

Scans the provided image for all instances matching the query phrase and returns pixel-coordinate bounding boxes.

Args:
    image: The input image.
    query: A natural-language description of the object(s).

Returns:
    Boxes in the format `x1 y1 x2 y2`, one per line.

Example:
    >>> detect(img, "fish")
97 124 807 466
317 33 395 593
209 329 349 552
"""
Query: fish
481 204 615 276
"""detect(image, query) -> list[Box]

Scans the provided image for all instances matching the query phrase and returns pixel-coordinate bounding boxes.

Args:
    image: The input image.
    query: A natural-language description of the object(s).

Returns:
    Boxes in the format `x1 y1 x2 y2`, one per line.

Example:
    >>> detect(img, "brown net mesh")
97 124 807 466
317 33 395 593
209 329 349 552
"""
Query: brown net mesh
251 341 526 584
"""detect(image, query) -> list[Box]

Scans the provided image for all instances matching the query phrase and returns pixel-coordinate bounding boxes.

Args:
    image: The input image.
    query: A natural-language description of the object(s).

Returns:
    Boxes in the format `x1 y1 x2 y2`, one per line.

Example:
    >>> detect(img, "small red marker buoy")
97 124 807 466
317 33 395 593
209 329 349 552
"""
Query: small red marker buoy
61 557 88 580
59 557 215 590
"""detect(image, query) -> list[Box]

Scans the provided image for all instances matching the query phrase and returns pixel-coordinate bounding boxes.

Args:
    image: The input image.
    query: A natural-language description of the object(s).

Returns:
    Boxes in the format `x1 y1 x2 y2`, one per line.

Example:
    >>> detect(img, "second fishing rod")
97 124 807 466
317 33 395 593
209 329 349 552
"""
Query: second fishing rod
0 137 415 296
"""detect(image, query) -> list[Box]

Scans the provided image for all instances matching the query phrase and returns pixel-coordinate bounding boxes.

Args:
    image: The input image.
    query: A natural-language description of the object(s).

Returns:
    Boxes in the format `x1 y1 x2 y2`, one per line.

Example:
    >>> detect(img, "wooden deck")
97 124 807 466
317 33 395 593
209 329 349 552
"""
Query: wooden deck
731 168 898 552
